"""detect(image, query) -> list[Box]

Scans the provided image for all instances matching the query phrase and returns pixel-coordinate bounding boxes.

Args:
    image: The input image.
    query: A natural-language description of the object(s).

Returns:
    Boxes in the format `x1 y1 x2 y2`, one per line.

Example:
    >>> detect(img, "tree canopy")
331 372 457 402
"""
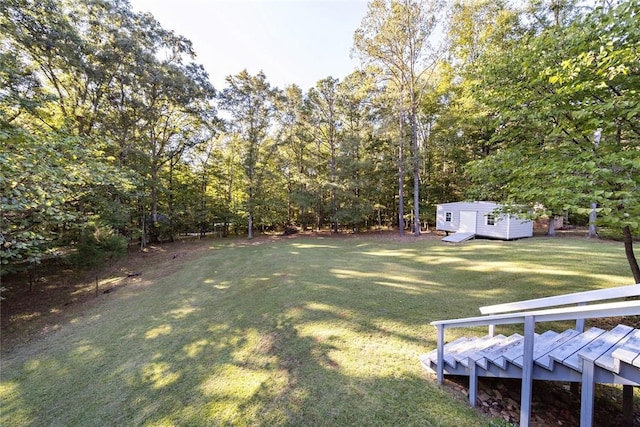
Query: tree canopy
1 0 638 280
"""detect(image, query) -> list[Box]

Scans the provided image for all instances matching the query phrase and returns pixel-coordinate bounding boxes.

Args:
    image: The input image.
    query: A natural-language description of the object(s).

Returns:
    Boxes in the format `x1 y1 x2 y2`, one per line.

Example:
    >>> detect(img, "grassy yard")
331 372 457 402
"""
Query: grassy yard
0 234 633 426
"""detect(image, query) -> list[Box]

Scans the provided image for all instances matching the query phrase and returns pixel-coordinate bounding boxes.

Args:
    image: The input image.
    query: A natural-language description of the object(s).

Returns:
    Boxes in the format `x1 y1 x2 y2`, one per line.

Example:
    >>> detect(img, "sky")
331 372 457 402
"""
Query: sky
128 0 370 91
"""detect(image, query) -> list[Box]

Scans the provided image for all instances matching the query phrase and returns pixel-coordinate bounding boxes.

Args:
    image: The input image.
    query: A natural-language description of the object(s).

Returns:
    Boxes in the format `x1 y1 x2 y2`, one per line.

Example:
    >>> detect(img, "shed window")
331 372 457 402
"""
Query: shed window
445 212 452 222
486 214 496 226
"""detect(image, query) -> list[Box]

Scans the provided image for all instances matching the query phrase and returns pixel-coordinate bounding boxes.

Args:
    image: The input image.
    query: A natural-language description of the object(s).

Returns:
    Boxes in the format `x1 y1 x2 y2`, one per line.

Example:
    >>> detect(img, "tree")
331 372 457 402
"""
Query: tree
306 77 341 233
137 61 215 243
354 0 444 235
465 1 640 281
335 71 380 231
0 126 133 269
0 0 216 271
278 84 315 229
185 135 223 236
218 70 280 239
0 0 136 269
436 0 521 210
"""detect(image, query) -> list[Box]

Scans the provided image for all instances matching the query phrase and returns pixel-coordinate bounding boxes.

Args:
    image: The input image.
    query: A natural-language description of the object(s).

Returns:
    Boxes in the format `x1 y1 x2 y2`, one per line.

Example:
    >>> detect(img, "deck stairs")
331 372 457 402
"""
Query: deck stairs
420 284 640 427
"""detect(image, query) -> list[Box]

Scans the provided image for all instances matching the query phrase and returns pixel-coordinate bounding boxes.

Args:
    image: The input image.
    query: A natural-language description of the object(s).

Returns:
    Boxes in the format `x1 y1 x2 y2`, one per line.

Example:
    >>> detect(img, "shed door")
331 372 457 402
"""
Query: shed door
459 211 477 233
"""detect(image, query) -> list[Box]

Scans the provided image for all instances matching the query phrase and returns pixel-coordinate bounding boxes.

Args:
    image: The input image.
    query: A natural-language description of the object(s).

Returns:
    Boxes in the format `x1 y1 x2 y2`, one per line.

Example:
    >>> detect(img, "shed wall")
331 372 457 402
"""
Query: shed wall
436 201 532 240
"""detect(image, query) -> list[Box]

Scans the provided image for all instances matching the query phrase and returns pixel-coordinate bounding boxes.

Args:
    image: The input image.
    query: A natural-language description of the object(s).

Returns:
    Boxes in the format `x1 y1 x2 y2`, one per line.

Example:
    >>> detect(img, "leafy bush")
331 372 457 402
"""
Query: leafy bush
68 224 127 270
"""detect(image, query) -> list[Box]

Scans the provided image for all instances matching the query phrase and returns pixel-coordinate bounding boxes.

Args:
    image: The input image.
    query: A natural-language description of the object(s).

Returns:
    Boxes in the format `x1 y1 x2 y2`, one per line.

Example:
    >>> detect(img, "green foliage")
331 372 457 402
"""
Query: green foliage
354 0 445 234
464 1 640 233
218 70 282 237
68 223 127 270
3 0 637 278
0 125 132 269
1 0 216 266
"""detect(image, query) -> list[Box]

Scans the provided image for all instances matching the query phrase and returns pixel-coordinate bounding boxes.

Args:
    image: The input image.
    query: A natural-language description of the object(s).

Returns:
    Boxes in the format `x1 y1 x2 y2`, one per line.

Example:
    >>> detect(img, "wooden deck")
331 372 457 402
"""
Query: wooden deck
421 284 640 427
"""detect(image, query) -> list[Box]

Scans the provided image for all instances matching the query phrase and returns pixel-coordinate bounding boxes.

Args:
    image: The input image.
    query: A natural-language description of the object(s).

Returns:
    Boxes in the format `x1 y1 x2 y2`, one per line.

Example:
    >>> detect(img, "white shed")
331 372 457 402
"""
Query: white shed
436 201 533 242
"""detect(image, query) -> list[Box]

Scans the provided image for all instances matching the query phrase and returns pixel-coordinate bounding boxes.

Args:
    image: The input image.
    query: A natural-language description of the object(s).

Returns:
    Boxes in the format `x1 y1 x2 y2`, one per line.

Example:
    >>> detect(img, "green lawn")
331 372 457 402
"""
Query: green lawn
0 235 633 426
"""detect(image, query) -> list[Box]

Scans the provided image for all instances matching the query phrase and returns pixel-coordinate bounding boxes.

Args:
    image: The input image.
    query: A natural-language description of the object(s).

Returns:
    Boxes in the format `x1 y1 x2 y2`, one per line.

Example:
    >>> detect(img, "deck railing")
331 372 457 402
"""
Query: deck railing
479 285 640 335
430 284 640 427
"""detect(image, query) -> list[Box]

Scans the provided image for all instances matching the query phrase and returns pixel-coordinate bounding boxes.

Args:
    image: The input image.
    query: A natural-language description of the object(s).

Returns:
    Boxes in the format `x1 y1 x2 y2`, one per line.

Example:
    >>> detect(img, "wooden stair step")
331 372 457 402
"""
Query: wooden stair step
535 328 582 370
420 337 470 362
594 328 639 372
421 336 470 360
510 328 580 370
420 336 473 367
455 335 507 367
547 327 605 369
475 333 523 370
565 324 633 371
449 335 497 364
510 330 559 368
487 334 531 369
441 336 480 367
612 329 640 371
501 331 554 366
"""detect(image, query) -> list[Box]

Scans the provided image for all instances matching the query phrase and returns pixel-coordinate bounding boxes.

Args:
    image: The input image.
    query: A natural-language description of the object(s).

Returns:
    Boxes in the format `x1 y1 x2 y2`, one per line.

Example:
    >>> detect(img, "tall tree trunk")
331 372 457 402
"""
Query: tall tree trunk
411 100 420 236
588 202 598 238
140 203 146 250
330 134 337 234
247 143 256 239
622 225 640 283
200 171 207 237
398 112 405 235
149 165 160 243
226 147 234 238
168 160 175 242
590 129 601 239
248 180 254 239
316 195 323 231
547 215 556 237
286 169 292 226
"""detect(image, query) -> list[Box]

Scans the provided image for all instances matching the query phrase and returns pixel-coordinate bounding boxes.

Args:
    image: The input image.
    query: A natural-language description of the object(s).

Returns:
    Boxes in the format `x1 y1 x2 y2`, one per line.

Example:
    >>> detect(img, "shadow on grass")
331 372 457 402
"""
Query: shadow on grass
1 235 633 426
1 282 483 426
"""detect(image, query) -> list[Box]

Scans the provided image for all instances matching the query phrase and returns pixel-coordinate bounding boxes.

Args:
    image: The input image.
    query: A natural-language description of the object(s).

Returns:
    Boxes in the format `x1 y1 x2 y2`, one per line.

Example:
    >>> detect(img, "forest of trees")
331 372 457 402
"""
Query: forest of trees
1 0 638 279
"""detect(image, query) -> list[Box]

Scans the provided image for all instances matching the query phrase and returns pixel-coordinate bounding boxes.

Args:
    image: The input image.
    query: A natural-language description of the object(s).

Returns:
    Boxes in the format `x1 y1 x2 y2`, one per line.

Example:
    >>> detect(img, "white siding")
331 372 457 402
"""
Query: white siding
474 202 506 238
436 201 532 240
506 217 534 239
436 202 465 232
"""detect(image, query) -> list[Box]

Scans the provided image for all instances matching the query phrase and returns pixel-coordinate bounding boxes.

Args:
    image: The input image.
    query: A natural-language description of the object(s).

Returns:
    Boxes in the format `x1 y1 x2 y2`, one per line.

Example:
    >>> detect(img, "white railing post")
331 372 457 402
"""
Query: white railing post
580 359 596 427
469 357 478 407
436 324 445 385
576 302 586 332
428 295 640 423
519 315 535 427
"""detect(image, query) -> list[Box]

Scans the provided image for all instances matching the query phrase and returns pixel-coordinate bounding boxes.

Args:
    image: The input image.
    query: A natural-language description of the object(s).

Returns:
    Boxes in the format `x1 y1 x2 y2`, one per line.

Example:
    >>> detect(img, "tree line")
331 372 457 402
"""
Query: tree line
1 0 638 280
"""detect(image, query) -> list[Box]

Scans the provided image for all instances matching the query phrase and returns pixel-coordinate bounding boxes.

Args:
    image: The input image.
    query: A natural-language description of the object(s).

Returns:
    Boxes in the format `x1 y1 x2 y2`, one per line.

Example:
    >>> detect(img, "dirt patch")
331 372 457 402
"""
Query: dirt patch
0 231 357 348
447 376 639 426
0 236 216 350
